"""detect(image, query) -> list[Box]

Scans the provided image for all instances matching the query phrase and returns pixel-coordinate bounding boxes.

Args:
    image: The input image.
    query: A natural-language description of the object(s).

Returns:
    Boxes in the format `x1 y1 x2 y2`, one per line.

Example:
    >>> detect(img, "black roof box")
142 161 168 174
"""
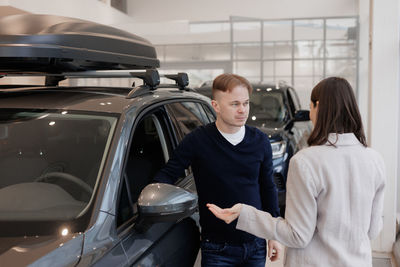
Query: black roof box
0 14 159 73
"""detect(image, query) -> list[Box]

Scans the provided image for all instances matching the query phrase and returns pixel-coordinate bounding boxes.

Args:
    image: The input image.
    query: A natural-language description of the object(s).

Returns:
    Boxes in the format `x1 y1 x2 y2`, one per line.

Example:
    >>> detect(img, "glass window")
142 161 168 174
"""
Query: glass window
294 19 324 41
326 40 357 58
294 40 324 59
249 89 288 124
263 43 274 59
166 102 206 137
200 44 231 61
286 90 296 116
272 41 292 59
288 88 301 111
181 102 210 125
294 60 323 77
263 61 274 78
165 45 202 62
117 113 171 226
233 61 261 82
326 19 357 40
202 104 216 122
0 109 117 221
233 43 261 60
275 60 292 78
326 59 357 89
263 21 292 42
125 116 167 203
233 21 261 42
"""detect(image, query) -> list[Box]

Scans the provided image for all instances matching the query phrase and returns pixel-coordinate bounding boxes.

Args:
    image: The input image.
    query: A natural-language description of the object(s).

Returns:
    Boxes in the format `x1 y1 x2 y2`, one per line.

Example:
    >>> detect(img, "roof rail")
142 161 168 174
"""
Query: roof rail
1 70 195 96
0 69 161 87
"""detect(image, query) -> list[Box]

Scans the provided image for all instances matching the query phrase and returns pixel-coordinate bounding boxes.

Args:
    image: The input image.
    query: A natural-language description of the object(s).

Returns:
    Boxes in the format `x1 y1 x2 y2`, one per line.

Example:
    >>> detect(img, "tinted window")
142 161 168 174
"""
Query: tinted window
202 103 216 122
166 102 205 137
117 113 171 226
289 88 301 110
249 90 287 122
0 109 117 221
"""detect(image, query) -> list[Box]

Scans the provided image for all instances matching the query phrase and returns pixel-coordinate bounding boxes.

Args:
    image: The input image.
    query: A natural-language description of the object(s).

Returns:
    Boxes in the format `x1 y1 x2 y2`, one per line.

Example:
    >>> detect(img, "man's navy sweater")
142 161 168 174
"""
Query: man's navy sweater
155 122 279 244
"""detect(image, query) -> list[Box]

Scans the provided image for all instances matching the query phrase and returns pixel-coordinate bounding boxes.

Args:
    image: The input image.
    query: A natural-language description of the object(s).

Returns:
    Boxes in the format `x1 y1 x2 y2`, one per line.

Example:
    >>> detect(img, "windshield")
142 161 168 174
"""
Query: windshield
0 109 117 223
249 90 287 123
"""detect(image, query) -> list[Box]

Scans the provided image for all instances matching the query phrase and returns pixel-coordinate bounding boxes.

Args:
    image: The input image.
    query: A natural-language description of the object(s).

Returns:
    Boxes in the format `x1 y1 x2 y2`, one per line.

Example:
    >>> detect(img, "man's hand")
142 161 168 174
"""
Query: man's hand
206 203 242 224
268 240 283 262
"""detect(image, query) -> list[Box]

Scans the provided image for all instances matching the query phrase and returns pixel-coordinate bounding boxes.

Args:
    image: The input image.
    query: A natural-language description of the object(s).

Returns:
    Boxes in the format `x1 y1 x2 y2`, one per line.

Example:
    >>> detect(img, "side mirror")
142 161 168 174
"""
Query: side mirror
294 110 310 121
137 183 197 226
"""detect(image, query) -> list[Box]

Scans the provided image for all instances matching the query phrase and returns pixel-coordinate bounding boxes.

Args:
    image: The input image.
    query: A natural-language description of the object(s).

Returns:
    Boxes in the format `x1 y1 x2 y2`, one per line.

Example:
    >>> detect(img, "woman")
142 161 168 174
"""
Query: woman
207 77 386 267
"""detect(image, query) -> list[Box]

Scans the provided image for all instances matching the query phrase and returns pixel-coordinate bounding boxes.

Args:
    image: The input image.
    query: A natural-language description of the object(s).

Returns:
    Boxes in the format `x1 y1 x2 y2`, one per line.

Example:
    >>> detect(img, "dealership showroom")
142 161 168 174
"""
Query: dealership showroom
0 0 399 266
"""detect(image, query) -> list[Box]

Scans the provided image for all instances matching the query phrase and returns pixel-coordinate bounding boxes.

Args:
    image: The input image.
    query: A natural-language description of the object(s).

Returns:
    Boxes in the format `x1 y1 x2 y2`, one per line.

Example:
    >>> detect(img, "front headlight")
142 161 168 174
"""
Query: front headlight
271 141 287 159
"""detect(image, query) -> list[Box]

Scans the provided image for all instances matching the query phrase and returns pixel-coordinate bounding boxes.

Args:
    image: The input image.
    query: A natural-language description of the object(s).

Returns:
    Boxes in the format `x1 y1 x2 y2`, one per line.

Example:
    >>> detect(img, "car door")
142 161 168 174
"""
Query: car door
116 105 200 267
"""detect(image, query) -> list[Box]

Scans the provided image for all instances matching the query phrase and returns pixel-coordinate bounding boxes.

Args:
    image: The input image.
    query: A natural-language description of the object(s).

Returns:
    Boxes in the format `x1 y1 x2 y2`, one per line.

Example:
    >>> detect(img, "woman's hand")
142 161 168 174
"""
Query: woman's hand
268 240 283 261
206 203 242 224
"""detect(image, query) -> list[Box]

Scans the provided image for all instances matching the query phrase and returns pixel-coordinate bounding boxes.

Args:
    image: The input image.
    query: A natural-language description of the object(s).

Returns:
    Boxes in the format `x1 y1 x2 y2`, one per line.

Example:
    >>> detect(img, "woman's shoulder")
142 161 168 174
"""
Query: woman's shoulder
289 145 340 168
364 147 385 167
293 144 385 166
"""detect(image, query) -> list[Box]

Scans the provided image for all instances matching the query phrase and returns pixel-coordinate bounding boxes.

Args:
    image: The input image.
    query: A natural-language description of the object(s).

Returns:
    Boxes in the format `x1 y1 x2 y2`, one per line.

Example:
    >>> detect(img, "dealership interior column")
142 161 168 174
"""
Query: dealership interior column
364 0 400 253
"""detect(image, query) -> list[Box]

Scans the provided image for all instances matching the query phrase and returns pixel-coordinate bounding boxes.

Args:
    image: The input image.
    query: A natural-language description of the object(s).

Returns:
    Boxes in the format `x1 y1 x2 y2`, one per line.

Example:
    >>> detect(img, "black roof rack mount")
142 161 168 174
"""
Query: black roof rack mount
130 69 160 89
0 14 159 73
164 73 189 89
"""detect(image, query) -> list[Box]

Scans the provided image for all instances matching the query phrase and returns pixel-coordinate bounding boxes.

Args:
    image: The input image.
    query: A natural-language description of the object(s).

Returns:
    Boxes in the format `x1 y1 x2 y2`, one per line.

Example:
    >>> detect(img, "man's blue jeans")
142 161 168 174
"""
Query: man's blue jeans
200 238 266 267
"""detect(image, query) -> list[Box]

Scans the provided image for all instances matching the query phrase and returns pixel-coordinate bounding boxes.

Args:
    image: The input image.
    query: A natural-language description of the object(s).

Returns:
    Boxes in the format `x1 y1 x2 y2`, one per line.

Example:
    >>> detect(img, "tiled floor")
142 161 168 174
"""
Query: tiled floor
194 249 396 267
193 249 282 267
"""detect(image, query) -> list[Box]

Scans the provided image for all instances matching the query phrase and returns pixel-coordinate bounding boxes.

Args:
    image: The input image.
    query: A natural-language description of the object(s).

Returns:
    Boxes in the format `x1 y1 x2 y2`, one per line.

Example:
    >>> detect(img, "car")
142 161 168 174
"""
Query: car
0 14 216 267
196 83 312 216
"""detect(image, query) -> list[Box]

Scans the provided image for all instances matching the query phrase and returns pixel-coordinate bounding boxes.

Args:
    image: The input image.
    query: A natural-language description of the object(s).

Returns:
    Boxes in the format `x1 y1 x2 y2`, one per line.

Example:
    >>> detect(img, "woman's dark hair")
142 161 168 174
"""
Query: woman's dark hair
307 77 367 147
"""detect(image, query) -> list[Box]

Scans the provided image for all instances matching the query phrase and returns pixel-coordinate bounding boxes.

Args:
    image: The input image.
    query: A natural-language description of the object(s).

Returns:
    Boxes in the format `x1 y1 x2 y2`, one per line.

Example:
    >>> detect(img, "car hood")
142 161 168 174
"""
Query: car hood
247 120 286 139
0 234 83 266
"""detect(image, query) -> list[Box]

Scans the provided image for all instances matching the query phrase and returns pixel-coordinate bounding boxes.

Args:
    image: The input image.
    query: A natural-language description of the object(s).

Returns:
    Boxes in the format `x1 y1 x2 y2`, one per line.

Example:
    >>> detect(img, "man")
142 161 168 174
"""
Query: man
154 73 281 266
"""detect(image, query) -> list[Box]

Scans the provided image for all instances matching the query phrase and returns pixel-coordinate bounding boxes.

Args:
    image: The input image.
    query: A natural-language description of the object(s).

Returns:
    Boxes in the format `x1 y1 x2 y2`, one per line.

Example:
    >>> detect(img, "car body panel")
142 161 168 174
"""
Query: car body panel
0 87 206 266
0 234 83 267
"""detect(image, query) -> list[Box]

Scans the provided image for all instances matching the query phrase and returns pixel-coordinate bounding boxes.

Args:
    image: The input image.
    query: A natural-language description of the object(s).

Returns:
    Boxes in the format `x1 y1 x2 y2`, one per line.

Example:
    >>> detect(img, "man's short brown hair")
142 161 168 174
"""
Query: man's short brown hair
212 73 252 99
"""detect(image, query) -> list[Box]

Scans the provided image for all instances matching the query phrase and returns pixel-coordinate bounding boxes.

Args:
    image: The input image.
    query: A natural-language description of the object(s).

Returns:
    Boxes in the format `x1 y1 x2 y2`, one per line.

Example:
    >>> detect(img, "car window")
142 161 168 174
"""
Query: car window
288 88 301 111
249 91 287 122
202 103 216 122
165 102 206 138
117 112 172 227
165 101 212 180
0 109 117 221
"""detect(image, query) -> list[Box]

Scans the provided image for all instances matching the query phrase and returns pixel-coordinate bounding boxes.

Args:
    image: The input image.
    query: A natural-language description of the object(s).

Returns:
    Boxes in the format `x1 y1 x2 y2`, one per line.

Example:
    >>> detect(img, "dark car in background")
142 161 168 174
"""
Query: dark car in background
196 83 312 215
0 14 214 266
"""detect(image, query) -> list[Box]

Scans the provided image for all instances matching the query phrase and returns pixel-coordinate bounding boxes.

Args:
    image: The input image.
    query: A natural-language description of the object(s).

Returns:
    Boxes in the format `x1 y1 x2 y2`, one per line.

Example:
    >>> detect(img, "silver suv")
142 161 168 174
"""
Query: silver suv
0 14 213 266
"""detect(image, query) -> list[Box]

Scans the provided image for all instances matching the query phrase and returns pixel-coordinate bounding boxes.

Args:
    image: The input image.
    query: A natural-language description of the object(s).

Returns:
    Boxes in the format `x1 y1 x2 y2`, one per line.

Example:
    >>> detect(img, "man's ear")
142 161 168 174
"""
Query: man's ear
211 99 219 113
